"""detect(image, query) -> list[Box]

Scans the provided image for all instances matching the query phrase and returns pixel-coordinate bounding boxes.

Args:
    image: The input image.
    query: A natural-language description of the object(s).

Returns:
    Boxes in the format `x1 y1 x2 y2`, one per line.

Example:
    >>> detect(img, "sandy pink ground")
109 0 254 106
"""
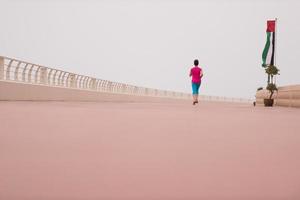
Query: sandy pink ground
1 101 300 200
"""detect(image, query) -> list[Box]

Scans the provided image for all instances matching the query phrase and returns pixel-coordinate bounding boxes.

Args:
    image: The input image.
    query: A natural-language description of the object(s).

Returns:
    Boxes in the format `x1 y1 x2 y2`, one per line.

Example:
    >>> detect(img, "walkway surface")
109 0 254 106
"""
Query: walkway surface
1 100 300 200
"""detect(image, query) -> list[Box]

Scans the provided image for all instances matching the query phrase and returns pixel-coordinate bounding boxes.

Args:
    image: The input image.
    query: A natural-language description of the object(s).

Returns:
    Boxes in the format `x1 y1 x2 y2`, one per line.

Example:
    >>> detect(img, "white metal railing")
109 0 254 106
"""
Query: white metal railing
0 56 252 103
0 56 189 98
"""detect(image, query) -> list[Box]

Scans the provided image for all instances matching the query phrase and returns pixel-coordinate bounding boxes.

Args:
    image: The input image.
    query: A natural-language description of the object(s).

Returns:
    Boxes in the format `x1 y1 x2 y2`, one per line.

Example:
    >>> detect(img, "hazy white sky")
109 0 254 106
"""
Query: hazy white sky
1 0 299 99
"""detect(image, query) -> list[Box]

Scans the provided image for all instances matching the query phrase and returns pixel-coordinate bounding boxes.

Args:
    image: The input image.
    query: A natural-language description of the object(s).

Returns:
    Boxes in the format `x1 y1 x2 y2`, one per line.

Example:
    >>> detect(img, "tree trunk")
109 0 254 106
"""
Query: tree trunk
269 90 274 99
271 75 273 83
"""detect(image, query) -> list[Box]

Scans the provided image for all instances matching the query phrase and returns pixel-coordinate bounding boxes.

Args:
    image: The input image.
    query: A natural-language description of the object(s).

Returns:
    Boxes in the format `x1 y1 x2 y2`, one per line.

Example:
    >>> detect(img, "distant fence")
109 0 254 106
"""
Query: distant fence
0 56 251 103
256 85 300 108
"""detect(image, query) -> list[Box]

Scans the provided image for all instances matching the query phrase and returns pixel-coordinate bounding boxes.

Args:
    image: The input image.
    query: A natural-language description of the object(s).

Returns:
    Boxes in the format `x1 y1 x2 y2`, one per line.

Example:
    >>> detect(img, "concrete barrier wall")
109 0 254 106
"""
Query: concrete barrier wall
0 80 253 103
0 80 188 103
256 85 300 108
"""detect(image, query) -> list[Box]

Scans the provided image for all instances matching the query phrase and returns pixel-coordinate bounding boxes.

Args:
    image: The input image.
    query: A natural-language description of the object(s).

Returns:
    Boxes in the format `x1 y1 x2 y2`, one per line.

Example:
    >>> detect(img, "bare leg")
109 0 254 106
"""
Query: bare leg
195 94 199 103
192 95 197 105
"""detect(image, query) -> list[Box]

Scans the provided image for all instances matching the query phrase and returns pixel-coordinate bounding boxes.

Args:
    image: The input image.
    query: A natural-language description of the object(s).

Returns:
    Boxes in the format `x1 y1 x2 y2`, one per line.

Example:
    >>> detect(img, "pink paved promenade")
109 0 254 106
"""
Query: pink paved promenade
1 101 300 200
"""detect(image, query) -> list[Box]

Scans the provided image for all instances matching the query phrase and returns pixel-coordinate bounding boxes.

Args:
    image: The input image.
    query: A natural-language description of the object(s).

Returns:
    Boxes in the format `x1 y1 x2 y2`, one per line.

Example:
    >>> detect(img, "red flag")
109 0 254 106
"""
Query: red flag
267 20 276 32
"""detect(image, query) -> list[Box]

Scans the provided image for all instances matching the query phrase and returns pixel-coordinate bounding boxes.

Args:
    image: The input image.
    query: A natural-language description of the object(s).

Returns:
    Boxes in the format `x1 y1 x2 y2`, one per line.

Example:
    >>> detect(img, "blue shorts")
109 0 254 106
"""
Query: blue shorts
192 82 201 95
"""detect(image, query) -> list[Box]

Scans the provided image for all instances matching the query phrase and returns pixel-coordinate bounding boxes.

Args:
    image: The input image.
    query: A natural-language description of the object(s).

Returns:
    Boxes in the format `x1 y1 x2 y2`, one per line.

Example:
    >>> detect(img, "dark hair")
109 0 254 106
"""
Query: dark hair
194 59 199 66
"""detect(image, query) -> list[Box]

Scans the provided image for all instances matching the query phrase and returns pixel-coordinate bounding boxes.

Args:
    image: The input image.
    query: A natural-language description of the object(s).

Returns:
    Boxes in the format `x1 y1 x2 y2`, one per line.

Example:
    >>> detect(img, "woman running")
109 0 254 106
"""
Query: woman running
189 59 203 105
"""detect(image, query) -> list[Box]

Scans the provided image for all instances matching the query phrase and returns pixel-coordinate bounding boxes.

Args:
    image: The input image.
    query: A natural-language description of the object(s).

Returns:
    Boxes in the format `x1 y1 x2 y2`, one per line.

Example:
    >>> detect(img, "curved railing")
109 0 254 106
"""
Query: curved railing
0 56 251 103
0 56 190 99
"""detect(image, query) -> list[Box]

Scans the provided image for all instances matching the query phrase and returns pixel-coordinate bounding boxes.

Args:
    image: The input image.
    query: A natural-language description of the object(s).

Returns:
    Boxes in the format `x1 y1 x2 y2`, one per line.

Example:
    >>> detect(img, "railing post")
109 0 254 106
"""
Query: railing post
91 78 96 90
70 74 76 88
40 67 48 85
0 56 4 80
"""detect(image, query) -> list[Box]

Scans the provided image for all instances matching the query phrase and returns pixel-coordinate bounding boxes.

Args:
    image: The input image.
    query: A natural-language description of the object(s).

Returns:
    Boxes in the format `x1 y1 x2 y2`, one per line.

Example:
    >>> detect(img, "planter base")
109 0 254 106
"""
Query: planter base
264 99 274 107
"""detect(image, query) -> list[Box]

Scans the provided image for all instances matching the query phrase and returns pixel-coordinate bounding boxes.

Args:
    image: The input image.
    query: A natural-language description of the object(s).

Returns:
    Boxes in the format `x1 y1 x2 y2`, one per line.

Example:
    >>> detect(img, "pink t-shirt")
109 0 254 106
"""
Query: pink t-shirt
190 66 202 83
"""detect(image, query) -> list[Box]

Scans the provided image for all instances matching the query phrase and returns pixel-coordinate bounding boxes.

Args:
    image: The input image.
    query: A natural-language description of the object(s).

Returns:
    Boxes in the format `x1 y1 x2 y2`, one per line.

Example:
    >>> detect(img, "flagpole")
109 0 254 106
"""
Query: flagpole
275 18 278 84
275 18 278 66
